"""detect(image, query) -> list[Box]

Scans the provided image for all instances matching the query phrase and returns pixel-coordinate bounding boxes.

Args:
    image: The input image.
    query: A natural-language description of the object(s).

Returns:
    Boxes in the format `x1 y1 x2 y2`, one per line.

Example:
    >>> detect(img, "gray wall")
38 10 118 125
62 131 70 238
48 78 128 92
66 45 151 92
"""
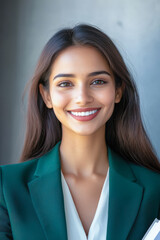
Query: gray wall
1 0 160 164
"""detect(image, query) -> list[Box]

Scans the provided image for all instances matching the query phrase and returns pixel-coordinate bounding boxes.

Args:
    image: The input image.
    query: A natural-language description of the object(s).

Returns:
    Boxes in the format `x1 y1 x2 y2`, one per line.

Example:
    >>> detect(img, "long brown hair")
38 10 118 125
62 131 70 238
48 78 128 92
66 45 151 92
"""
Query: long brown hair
20 24 160 172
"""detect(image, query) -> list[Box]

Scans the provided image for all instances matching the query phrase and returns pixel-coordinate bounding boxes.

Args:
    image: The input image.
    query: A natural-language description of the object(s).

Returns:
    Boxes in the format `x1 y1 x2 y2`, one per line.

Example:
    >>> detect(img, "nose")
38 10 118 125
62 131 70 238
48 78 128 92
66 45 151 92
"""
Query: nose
75 85 94 105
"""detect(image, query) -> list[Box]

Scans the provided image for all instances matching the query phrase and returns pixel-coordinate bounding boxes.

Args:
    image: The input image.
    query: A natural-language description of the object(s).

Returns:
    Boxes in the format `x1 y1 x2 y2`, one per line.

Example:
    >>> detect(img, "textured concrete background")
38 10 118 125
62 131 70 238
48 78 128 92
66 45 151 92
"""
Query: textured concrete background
0 0 160 164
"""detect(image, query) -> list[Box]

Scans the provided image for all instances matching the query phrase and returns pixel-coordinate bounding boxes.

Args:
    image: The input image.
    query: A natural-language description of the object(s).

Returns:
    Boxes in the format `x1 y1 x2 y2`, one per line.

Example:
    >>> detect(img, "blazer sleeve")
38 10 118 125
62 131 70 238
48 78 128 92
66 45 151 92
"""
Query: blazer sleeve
0 167 13 240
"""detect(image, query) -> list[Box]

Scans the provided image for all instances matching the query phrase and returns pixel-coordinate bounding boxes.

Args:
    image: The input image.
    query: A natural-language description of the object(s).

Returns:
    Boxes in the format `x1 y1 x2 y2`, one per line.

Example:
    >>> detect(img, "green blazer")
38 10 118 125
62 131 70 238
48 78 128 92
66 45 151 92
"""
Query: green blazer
0 141 160 240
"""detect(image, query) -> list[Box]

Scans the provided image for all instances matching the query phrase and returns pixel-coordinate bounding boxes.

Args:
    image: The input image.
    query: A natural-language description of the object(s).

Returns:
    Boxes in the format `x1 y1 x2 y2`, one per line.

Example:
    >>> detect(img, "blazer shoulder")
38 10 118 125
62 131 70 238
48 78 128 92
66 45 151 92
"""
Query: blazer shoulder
129 161 160 189
0 142 61 184
0 158 39 183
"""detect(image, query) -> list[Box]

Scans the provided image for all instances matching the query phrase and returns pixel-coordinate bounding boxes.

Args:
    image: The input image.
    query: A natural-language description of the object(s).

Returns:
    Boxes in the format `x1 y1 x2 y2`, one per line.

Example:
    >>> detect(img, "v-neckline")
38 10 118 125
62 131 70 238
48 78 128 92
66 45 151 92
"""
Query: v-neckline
61 169 109 239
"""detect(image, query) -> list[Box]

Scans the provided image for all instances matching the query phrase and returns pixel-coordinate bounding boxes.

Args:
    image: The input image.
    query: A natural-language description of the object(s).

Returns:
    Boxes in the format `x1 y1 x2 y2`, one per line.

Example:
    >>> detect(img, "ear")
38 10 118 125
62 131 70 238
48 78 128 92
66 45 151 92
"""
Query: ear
39 84 53 109
115 86 123 103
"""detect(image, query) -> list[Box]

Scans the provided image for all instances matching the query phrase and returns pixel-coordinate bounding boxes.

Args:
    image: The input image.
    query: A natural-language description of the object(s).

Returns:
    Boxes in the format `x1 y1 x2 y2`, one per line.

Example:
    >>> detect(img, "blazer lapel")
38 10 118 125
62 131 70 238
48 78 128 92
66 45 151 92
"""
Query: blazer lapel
28 142 67 240
107 148 144 240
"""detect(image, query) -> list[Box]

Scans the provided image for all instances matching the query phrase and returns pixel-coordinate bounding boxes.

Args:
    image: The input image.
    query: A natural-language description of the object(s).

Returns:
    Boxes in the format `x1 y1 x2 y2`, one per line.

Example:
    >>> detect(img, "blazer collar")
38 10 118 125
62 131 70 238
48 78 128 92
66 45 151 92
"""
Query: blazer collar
28 141 143 240
34 141 61 177
107 148 144 240
28 141 67 240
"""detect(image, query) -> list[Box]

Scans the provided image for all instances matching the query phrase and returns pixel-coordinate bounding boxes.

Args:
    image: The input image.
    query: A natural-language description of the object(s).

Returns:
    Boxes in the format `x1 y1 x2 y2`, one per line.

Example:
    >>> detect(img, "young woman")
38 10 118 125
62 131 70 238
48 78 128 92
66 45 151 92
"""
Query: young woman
0 24 160 240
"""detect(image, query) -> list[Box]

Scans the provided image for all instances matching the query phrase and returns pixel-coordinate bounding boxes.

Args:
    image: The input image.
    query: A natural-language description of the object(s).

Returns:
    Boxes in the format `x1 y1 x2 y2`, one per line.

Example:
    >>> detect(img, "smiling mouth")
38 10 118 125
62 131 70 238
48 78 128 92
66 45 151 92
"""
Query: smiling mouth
70 109 98 116
67 108 101 121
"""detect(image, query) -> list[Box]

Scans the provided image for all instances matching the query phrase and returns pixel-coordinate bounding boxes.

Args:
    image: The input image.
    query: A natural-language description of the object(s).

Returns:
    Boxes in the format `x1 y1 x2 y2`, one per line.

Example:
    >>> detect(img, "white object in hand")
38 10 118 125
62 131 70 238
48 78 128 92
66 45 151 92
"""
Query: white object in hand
142 218 160 240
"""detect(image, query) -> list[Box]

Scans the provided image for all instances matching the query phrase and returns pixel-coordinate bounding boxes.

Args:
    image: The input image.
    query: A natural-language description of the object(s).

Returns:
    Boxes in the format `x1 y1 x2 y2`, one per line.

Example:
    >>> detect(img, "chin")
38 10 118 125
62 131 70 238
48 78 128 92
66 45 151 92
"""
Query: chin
71 126 104 136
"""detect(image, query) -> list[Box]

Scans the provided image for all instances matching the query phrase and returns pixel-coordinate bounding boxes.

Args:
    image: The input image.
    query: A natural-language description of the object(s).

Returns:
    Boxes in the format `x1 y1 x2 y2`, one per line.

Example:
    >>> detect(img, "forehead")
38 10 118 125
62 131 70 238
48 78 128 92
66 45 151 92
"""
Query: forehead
50 45 111 76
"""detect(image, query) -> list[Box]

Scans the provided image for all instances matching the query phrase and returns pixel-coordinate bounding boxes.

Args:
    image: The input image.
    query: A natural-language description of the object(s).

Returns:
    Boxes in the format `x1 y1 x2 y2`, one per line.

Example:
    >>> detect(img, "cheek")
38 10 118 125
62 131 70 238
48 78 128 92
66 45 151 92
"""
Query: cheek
96 88 116 106
50 90 70 110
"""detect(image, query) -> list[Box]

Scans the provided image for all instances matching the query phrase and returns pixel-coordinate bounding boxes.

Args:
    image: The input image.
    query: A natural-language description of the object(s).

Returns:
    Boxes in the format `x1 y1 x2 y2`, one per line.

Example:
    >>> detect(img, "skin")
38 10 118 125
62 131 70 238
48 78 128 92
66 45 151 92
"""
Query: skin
39 45 122 235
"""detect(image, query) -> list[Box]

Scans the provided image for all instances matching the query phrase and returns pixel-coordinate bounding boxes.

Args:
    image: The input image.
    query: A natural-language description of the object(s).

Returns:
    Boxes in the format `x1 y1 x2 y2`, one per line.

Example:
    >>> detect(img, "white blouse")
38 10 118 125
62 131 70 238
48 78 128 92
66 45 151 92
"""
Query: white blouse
61 168 109 240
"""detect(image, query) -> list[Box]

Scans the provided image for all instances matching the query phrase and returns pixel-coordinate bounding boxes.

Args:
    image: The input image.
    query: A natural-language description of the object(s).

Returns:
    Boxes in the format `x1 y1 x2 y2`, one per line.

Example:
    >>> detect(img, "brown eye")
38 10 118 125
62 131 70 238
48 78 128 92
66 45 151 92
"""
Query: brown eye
58 81 72 87
92 79 107 85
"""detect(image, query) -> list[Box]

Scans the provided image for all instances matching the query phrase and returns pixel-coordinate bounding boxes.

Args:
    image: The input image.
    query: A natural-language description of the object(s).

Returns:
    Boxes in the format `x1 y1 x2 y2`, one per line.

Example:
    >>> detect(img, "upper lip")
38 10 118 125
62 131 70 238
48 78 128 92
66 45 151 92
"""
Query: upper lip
68 108 101 112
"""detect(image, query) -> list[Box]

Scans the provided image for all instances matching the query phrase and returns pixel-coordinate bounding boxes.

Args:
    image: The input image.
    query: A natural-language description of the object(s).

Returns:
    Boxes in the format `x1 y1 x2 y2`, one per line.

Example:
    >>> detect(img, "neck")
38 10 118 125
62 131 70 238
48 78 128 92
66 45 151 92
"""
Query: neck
59 126 109 177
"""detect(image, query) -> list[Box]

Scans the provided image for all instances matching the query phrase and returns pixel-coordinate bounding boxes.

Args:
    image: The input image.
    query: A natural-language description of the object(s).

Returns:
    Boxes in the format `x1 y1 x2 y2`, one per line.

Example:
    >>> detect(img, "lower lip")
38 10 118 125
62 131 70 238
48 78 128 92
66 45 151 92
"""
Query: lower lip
68 109 101 121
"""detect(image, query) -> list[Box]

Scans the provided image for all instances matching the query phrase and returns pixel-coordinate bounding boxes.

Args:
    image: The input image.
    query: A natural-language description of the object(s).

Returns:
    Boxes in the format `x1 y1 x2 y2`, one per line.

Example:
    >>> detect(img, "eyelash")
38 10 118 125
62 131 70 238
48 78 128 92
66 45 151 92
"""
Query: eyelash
57 79 107 88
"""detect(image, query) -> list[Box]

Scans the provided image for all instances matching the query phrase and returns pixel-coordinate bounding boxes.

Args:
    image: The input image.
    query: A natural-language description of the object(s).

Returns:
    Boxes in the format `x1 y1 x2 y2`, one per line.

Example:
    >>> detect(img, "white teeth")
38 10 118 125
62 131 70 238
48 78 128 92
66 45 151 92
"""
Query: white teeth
71 110 98 116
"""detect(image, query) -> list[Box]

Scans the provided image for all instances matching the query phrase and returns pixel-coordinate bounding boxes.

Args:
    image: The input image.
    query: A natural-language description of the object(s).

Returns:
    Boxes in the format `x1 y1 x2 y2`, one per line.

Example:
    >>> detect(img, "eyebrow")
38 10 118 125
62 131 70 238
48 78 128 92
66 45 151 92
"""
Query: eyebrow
53 71 111 80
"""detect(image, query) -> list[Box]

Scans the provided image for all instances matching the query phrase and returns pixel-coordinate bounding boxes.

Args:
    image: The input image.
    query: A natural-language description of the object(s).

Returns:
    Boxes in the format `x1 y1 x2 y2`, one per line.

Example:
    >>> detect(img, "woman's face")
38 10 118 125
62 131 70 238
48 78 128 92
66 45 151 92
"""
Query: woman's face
39 45 122 136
